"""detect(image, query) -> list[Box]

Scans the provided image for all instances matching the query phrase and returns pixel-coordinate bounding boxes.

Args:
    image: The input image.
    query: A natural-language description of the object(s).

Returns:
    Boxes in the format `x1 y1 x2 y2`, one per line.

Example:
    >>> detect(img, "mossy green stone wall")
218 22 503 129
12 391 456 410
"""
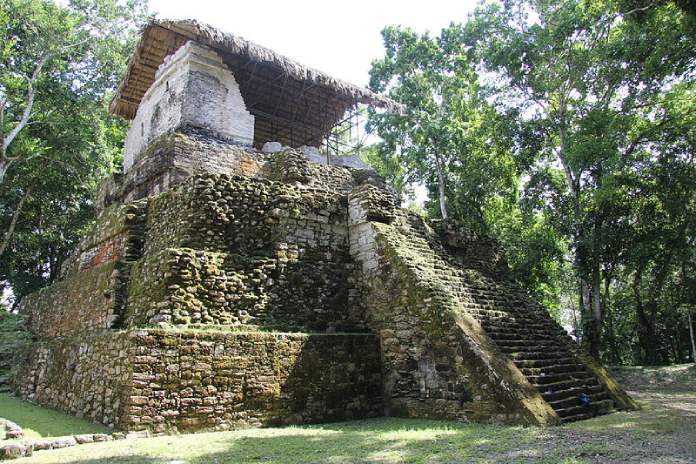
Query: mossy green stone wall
126 248 362 331
142 174 350 258
125 330 382 432
21 263 118 338
14 330 383 433
14 331 132 428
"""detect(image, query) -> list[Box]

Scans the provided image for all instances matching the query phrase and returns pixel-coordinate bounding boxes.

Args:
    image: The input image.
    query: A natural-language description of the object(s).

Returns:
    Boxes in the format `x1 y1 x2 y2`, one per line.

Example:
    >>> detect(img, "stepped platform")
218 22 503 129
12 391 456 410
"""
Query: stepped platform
14 136 637 430
13 20 635 432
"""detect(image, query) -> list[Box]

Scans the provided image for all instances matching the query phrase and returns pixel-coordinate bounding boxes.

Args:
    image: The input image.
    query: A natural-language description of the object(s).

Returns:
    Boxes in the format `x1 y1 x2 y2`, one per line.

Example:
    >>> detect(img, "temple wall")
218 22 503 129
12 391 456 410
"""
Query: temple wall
21 202 149 338
98 132 373 213
14 332 132 428
60 202 147 278
123 330 382 433
125 248 363 331
122 173 365 331
141 174 351 259
14 330 383 433
120 130 265 204
123 42 254 171
21 263 119 338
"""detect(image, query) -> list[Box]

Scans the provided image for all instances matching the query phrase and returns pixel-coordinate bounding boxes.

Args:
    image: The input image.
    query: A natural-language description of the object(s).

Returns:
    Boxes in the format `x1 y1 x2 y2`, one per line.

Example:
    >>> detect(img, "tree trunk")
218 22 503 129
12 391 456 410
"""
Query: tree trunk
433 152 448 226
689 312 696 364
633 264 662 365
0 190 30 258
575 223 602 358
603 272 621 364
0 158 9 185
579 270 602 359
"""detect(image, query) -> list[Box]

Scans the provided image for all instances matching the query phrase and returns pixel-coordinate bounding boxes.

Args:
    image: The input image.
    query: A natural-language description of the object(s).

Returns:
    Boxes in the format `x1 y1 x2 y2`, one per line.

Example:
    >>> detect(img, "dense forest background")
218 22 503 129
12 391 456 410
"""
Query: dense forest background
1 0 694 366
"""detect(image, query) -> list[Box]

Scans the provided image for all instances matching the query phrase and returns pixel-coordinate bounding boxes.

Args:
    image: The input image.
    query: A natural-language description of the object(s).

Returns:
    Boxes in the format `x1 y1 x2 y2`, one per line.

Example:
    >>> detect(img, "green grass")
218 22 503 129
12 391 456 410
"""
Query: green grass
14 418 570 464
0 393 111 440
610 363 696 392
3 364 695 463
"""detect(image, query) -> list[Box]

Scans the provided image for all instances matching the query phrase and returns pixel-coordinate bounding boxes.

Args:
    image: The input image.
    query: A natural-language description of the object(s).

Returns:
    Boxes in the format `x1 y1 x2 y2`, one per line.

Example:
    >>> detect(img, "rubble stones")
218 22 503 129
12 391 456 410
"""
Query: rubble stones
0 443 31 460
2 420 23 440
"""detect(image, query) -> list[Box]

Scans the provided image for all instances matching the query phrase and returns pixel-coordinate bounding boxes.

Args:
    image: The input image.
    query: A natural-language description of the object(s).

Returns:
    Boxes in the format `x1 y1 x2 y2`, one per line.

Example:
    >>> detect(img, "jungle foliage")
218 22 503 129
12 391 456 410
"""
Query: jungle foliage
0 0 149 303
368 0 696 365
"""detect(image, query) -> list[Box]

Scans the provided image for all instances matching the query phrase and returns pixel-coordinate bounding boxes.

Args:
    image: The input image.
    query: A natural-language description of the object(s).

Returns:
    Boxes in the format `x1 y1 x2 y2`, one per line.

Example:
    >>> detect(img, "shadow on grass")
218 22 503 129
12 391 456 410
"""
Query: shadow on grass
0 393 111 439
20 411 696 464
21 419 550 464
568 391 696 435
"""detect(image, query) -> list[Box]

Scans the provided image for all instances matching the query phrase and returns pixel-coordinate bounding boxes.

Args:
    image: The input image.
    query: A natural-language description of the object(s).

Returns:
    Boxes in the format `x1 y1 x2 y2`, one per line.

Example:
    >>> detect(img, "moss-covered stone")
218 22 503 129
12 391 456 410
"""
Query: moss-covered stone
16 132 632 431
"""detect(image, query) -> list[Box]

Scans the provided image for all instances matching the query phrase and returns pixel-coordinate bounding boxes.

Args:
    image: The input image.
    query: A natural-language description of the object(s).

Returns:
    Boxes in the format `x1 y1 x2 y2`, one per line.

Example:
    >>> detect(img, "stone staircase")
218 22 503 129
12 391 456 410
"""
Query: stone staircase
396 214 615 423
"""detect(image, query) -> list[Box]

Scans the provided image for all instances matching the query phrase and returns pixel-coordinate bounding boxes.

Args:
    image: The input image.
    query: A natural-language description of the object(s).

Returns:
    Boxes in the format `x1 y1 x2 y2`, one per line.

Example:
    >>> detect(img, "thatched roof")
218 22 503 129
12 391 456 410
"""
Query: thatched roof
110 19 400 148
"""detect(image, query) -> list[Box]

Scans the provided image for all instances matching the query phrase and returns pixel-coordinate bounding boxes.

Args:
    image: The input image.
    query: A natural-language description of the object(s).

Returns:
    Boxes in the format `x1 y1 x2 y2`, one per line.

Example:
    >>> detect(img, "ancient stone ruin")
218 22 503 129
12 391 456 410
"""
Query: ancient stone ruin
14 19 636 433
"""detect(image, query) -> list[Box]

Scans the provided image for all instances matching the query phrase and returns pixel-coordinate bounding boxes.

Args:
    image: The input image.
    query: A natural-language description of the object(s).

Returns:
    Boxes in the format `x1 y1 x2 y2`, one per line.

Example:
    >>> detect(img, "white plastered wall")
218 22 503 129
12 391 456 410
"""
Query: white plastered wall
123 41 255 172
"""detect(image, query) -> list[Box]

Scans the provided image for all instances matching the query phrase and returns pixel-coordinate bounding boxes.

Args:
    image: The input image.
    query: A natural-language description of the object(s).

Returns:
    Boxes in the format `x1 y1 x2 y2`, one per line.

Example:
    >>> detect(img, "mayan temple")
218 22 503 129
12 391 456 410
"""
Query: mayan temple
14 19 636 433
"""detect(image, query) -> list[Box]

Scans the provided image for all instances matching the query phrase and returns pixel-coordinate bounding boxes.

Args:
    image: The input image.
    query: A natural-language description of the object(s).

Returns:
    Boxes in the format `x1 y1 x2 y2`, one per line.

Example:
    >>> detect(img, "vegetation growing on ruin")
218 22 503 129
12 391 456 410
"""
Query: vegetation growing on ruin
0 393 110 440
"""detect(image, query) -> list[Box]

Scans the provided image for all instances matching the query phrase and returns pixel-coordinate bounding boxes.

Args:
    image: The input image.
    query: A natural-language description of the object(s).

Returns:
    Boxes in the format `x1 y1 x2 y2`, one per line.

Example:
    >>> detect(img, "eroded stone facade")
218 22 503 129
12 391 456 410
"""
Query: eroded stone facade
15 131 636 431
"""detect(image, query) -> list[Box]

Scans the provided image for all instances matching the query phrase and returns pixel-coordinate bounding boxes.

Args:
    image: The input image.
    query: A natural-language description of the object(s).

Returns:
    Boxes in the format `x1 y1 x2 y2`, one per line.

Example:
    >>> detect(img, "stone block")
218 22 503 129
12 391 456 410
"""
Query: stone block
261 141 282 153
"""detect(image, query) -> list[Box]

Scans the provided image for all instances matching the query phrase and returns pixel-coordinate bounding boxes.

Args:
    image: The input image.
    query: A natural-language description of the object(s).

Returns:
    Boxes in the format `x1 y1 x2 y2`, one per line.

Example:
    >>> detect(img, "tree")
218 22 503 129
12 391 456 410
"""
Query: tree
369 26 470 226
368 26 519 233
461 0 696 358
0 0 149 304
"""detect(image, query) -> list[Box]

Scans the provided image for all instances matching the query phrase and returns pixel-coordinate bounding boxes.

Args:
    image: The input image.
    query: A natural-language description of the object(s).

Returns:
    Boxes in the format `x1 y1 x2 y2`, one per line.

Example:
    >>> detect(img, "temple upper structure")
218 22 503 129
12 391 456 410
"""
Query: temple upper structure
111 19 398 154
122 41 256 170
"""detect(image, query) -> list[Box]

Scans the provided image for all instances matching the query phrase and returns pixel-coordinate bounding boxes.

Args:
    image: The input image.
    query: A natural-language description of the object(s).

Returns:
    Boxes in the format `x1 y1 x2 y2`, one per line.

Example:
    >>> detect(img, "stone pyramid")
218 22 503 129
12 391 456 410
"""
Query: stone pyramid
14 20 636 434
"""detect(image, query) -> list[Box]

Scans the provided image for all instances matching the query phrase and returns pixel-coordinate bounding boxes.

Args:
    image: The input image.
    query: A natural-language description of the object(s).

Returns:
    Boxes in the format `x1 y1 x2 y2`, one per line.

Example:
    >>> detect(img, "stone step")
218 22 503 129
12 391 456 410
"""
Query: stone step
524 370 594 385
533 375 600 391
514 357 579 368
519 363 589 376
509 350 576 361
548 391 610 409
556 400 614 424
480 319 562 330
554 399 614 418
539 383 603 402
560 412 595 423
499 346 574 357
479 321 561 332
493 338 565 348
489 332 565 343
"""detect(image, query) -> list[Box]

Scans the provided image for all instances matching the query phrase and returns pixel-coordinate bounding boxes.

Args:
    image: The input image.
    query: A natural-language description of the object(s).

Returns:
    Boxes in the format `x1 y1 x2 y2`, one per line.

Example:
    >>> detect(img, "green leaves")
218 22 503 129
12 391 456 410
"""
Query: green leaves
369 0 696 360
0 0 147 305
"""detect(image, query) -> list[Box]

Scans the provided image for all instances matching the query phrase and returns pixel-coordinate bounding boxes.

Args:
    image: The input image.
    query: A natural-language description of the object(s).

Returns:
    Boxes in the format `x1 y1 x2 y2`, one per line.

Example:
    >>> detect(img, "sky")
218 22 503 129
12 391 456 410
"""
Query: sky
148 0 479 89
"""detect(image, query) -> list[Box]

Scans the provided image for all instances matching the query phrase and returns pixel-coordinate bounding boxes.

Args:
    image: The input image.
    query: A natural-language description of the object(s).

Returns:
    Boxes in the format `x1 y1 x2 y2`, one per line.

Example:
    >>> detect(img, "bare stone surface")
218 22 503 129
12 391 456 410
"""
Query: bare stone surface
261 141 283 153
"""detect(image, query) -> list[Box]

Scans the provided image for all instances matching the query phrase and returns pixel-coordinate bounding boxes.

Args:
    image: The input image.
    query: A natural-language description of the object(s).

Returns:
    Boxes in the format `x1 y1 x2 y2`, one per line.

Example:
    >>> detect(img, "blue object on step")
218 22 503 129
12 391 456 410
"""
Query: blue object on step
579 392 591 407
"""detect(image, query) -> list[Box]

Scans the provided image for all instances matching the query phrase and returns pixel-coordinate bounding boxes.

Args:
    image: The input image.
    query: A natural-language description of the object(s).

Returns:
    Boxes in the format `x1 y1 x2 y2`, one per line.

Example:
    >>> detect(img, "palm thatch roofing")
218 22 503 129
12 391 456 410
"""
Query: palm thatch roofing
110 19 400 148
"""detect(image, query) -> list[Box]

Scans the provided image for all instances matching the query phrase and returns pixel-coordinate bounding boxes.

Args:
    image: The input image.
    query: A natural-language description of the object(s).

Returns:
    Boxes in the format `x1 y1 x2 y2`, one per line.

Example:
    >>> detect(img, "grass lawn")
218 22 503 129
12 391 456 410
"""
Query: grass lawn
3 364 695 464
0 393 111 440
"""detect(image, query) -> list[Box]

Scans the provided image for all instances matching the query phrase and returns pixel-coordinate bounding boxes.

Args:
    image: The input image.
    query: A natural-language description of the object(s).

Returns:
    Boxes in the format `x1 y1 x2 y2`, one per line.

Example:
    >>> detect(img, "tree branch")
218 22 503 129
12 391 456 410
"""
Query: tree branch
1 54 49 154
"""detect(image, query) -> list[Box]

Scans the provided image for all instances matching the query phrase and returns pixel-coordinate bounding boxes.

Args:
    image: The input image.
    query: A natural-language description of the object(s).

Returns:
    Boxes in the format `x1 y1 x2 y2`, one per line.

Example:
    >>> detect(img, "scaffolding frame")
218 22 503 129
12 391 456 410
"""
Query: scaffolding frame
322 104 370 163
